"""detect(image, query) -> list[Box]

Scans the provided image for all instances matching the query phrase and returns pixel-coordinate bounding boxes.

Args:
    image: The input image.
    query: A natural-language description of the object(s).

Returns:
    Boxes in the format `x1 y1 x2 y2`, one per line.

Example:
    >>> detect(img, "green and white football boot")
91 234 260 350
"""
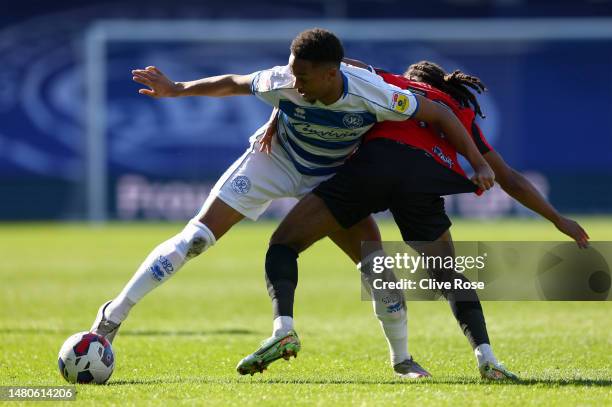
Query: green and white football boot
479 361 519 381
236 330 301 375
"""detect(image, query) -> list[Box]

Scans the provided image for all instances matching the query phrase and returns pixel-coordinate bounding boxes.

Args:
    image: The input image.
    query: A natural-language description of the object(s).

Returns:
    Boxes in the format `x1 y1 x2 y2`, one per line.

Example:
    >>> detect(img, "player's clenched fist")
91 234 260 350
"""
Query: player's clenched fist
471 163 495 191
132 66 182 98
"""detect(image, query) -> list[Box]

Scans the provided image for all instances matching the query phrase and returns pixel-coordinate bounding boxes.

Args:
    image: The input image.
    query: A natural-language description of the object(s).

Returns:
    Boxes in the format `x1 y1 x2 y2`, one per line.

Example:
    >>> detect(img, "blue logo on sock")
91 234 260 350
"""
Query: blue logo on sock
149 264 165 281
386 302 403 313
158 255 174 274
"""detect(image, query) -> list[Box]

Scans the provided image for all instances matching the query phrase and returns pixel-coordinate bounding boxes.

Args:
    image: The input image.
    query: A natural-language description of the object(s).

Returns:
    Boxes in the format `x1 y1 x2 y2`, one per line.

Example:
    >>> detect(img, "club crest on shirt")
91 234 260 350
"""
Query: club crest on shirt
294 107 307 120
342 112 364 129
231 175 251 194
391 92 409 113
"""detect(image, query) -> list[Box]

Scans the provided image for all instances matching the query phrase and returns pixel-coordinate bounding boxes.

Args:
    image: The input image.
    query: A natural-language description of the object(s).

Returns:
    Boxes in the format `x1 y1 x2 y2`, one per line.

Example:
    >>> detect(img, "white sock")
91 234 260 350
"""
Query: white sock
360 254 411 367
373 298 410 366
106 220 215 324
272 316 294 337
104 296 135 324
475 343 498 367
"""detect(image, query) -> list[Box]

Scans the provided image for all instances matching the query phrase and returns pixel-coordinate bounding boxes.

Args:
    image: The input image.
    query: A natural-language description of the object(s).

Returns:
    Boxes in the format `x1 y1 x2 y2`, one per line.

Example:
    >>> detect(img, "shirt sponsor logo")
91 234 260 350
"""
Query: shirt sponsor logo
391 92 410 113
292 123 361 140
294 107 306 120
342 113 364 129
231 175 251 194
433 145 454 168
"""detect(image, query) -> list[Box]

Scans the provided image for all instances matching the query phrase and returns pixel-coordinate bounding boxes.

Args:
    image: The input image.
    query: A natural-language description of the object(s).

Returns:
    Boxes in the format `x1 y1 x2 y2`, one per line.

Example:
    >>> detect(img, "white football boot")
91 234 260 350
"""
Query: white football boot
90 300 121 344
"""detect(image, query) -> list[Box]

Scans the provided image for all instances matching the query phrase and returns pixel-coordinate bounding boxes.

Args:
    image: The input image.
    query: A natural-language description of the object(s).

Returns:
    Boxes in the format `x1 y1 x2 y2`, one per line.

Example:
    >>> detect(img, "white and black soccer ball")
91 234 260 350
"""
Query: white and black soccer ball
537 243 611 301
58 331 114 384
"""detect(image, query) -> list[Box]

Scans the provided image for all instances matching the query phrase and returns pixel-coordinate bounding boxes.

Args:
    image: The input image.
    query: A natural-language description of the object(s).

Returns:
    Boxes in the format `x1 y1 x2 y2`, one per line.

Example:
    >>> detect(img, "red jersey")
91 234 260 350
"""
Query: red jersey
365 70 493 180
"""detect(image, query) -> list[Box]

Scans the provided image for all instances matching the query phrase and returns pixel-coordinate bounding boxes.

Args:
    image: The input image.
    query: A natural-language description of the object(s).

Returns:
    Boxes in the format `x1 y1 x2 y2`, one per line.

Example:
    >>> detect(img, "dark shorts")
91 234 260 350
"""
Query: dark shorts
313 138 478 241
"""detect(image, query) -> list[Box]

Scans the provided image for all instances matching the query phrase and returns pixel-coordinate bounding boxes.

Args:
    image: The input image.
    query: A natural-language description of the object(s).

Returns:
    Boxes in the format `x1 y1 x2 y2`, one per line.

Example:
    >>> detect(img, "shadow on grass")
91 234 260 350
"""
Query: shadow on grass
107 376 612 387
0 328 257 337
120 328 257 337
413 377 612 387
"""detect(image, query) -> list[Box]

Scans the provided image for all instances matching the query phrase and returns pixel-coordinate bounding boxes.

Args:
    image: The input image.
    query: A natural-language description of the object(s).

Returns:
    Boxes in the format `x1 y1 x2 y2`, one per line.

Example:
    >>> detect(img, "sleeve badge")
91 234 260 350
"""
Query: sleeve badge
391 92 410 113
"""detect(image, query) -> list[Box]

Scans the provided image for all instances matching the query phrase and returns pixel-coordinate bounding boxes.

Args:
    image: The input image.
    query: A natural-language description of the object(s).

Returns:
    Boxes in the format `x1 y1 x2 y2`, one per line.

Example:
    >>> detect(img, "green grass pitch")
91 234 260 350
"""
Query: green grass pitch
1 218 611 405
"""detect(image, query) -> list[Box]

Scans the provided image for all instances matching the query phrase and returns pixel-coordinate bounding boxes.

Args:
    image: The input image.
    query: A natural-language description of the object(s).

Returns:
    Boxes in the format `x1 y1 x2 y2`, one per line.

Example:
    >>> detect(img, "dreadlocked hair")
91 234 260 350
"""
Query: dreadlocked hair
404 60 487 118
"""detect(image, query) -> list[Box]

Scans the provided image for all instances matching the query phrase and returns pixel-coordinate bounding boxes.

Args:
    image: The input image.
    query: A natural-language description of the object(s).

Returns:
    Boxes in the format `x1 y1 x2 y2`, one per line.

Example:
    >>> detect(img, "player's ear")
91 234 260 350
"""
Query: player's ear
325 64 339 81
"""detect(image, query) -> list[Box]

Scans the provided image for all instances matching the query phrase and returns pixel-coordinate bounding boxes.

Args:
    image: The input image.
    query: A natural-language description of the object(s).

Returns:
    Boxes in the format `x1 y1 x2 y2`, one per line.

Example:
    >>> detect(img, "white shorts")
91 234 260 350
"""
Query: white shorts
194 128 333 221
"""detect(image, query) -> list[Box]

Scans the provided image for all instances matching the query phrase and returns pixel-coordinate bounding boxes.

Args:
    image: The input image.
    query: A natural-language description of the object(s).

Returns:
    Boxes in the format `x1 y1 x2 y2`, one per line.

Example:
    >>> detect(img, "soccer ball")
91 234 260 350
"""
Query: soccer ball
537 243 610 301
58 331 114 384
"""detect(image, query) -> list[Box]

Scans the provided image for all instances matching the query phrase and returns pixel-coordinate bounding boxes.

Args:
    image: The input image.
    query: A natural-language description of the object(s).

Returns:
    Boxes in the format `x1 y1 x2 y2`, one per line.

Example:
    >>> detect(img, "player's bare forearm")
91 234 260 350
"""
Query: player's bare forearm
132 66 252 98
507 182 589 245
176 74 253 97
488 152 590 246
507 174 560 222
486 152 559 221
413 96 494 189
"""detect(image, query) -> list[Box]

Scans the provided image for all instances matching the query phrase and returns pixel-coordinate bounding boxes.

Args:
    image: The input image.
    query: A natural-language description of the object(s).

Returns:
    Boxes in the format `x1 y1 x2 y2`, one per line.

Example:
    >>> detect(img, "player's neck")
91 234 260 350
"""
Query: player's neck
319 75 344 105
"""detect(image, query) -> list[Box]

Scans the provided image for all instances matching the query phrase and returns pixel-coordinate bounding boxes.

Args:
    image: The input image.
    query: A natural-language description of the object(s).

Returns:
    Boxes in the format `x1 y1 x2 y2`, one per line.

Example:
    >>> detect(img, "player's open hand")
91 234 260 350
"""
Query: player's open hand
471 163 495 191
259 108 279 155
132 66 181 98
555 217 590 248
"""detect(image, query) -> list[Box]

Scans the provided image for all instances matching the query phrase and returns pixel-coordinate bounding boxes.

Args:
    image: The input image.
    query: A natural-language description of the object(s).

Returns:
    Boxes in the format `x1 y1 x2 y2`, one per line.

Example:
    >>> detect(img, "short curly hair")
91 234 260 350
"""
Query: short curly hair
290 28 344 65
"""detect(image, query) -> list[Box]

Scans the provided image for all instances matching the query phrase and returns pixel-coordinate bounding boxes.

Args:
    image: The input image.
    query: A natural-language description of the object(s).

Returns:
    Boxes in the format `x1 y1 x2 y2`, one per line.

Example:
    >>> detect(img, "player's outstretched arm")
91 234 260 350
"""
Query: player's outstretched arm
132 66 253 98
413 96 495 191
484 150 590 247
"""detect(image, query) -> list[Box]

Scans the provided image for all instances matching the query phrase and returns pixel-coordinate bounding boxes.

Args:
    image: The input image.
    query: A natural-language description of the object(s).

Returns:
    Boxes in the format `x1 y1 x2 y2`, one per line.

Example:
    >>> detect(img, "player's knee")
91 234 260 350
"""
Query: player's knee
354 216 381 242
269 227 303 253
182 220 216 259
269 225 289 244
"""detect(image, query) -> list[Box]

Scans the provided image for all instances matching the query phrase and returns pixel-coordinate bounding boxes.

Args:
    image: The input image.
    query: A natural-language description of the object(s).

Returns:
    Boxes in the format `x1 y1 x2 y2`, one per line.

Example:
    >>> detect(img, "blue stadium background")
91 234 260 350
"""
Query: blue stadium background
2 0 612 220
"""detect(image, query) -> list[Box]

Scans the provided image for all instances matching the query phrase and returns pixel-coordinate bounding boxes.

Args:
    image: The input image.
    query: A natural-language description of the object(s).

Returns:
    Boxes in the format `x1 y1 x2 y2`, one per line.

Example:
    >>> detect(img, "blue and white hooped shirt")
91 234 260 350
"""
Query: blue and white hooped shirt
251 63 418 176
